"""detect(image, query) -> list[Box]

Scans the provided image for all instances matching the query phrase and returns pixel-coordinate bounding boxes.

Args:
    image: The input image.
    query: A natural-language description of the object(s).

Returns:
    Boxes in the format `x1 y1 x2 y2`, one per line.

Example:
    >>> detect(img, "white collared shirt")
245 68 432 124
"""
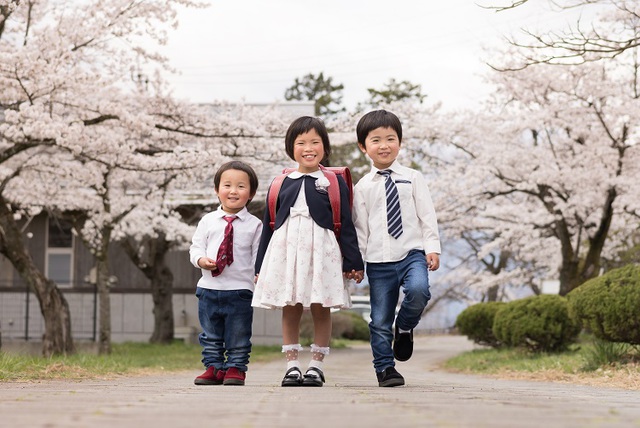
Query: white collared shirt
286 170 324 180
189 206 263 291
352 160 441 263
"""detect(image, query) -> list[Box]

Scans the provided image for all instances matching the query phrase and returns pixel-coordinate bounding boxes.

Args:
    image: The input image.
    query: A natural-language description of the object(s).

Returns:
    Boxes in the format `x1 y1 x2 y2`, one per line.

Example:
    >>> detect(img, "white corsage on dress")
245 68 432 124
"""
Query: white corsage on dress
314 175 330 194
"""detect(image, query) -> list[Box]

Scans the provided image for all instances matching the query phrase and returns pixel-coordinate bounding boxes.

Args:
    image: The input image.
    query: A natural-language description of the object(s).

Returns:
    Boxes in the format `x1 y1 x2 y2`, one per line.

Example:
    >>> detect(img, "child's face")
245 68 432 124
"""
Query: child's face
293 128 324 173
215 169 253 214
359 127 400 170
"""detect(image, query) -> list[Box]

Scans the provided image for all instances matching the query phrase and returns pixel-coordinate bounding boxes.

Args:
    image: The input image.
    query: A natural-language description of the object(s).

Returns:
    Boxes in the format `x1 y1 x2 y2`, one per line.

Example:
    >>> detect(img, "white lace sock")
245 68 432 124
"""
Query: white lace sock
308 344 330 371
282 343 303 370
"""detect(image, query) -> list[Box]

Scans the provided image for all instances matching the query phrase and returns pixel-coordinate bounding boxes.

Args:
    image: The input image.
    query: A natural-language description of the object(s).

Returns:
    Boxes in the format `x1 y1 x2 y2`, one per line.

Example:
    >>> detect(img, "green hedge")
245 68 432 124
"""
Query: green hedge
493 294 580 352
455 302 505 348
300 311 370 342
567 264 640 345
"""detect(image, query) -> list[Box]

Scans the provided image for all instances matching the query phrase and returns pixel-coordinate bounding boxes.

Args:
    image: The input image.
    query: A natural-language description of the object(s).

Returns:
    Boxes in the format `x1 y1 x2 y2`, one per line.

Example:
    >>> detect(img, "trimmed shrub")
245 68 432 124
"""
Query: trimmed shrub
333 311 370 341
567 264 640 345
455 302 505 348
300 311 370 343
492 294 580 352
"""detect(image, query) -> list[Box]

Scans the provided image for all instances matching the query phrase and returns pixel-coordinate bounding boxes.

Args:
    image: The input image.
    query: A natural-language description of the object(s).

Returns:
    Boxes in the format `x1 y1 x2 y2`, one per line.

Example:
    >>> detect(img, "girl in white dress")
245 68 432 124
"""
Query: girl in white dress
253 116 364 387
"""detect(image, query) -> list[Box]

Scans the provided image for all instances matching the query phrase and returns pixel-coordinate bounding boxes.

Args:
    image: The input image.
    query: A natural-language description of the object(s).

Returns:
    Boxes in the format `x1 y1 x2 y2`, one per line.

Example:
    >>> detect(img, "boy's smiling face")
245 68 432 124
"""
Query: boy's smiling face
359 126 401 170
216 169 252 214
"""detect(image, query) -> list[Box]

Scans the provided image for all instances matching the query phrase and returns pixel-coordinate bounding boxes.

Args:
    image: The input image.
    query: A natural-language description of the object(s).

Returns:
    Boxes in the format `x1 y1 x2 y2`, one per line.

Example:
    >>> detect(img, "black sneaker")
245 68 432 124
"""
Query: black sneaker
376 367 405 387
393 325 413 361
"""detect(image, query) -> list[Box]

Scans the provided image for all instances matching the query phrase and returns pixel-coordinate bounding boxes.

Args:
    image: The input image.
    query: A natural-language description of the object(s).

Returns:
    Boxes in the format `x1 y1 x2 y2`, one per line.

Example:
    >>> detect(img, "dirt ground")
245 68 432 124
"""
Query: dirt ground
480 364 640 391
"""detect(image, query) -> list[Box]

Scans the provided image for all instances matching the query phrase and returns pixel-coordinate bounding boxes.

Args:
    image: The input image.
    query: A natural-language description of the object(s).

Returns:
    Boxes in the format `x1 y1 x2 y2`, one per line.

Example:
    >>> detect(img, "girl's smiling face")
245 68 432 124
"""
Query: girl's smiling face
293 128 324 173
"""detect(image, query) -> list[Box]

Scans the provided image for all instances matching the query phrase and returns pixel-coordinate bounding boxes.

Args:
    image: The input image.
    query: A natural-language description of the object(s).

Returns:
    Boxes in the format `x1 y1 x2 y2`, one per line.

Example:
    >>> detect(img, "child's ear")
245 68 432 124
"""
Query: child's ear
358 143 367 154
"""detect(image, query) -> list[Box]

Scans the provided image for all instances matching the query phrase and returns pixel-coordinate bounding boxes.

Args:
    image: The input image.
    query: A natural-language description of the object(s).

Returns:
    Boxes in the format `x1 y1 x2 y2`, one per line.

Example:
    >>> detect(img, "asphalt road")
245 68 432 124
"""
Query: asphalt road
1 335 639 428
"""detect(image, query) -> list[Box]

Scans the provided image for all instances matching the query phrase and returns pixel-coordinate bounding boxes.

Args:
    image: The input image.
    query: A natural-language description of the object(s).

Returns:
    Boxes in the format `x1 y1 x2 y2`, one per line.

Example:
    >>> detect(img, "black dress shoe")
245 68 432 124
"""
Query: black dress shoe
393 325 414 361
281 367 303 387
302 367 325 387
376 366 405 387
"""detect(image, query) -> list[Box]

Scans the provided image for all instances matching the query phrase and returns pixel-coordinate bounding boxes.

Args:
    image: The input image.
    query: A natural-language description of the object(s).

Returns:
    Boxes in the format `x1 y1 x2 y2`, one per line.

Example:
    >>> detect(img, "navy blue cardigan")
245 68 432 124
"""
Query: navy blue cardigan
255 175 364 274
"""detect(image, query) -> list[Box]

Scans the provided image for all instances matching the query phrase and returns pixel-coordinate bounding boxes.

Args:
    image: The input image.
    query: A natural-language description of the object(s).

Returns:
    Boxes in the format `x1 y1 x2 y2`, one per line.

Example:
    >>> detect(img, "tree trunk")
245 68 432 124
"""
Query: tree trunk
485 285 499 302
95 255 112 354
578 188 616 285
558 259 580 296
0 199 75 356
149 264 175 344
557 188 616 296
120 233 175 344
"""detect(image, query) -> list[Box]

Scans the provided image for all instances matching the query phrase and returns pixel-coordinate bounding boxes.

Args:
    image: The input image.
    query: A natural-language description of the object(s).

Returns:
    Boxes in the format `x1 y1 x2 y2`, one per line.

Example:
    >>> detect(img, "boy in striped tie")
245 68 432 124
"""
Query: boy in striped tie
352 110 441 388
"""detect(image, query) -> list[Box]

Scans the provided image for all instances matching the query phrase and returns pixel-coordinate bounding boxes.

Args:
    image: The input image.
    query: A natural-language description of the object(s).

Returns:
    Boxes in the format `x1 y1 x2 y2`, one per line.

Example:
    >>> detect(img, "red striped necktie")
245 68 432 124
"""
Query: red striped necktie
211 215 237 277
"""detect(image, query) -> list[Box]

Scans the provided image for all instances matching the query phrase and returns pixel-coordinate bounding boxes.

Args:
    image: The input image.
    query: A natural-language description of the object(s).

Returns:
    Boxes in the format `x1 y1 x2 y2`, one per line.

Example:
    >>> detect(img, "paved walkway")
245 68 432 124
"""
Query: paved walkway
1 335 639 428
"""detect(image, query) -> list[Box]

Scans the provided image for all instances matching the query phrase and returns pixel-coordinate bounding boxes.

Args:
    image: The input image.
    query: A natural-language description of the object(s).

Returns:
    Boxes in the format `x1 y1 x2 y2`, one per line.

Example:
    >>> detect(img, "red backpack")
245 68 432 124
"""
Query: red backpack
267 165 353 238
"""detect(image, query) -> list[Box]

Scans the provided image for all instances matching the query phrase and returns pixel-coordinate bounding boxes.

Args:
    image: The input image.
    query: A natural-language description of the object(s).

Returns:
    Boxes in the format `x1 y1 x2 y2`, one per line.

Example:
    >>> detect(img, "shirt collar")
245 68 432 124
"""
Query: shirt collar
372 160 401 175
288 169 324 179
216 205 248 220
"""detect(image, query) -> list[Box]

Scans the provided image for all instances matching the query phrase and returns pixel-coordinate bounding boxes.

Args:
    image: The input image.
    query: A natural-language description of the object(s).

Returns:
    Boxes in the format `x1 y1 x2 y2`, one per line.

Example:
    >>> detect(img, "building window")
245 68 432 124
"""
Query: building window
46 218 74 287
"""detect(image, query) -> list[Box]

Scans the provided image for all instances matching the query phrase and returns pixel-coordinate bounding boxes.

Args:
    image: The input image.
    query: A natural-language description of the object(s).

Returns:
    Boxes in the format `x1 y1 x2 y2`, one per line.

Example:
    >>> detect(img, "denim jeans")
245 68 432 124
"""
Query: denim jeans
366 249 431 372
196 287 254 372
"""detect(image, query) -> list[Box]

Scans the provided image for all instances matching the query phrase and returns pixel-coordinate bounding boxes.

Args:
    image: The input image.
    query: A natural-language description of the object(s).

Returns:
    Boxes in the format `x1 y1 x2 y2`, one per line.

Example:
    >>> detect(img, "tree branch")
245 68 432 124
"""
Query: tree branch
154 124 280 139
83 115 120 126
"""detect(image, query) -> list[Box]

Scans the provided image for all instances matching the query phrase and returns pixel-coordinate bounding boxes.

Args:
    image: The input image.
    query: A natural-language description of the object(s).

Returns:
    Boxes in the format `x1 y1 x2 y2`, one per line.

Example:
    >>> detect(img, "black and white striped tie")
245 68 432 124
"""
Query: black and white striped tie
377 169 403 239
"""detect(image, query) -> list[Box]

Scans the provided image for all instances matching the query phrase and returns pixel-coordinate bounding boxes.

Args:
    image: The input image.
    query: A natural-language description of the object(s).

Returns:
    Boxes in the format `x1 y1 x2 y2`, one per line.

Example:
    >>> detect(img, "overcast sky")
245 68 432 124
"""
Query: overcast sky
158 0 592 111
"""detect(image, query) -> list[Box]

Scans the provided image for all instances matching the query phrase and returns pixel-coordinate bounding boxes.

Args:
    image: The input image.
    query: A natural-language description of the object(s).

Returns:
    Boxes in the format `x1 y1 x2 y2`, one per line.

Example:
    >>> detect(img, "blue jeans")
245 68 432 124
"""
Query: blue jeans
196 288 254 372
366 249 431 372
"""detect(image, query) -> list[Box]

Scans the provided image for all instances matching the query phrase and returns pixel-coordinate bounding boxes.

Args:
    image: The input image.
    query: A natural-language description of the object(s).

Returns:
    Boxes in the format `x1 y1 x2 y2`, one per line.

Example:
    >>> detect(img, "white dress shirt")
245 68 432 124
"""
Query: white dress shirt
352 160 441 263
189 206 263 291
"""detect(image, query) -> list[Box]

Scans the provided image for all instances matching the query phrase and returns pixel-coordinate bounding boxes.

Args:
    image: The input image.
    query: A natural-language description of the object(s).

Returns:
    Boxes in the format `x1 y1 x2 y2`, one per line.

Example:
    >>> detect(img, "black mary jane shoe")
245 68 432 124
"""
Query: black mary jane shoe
281 367 303 387
302 367 325 387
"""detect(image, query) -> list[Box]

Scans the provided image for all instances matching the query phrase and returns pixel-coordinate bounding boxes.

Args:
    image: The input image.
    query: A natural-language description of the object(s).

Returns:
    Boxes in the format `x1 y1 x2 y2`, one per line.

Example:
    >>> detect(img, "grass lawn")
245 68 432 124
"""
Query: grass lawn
443 337 640 390
0 341 282 382
0 338 357 382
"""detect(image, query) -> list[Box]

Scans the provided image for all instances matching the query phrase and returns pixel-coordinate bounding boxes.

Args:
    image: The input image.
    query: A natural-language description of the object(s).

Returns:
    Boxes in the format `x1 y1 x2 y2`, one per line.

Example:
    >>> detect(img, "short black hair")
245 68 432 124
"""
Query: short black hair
356 109 403 147
284 116 331 161
214 160 259 200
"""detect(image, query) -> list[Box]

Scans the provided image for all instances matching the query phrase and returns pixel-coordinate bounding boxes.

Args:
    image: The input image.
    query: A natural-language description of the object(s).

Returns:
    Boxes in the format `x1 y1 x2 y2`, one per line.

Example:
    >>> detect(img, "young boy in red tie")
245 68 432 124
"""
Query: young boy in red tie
189 161 262 386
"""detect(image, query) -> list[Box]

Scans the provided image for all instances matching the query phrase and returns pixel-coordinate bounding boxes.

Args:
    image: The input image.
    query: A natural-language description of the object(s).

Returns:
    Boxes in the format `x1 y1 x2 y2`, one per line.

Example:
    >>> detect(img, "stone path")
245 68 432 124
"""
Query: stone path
1 335 639 428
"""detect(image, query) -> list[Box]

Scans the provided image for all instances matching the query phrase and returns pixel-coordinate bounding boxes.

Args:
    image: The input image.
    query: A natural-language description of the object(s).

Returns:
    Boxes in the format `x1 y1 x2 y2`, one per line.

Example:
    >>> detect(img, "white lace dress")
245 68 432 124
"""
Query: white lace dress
252 181 351 309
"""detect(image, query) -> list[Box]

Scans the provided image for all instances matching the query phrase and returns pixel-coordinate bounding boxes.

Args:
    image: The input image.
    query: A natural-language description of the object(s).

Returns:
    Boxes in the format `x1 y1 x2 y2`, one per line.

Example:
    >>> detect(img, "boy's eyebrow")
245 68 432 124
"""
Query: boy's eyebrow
369 134 396 139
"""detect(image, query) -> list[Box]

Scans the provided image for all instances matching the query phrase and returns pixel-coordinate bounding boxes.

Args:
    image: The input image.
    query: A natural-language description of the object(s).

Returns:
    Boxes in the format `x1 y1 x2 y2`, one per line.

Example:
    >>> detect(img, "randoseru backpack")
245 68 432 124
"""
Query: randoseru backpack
267 164 353 238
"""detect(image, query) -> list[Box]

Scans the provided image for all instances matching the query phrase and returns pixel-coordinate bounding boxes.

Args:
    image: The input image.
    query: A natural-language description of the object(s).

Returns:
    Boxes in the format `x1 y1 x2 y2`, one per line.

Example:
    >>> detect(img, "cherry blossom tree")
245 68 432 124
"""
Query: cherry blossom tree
113 101 291 345
484 1 640 68
435 52 639 297
0 0 209 355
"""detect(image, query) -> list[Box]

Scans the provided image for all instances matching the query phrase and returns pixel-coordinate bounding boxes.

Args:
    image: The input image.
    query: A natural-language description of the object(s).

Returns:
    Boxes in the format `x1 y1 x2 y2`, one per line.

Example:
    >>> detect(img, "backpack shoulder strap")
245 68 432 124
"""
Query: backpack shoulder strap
268 173 288 230
319 165 342 238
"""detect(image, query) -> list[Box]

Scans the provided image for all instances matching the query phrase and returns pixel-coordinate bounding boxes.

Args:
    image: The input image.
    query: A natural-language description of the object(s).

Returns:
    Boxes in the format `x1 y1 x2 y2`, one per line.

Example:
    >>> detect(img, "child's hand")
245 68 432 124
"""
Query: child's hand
198 257 217 271
426 253 440 271
344 270 365 283
343 270 356 280
352 270 364 283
